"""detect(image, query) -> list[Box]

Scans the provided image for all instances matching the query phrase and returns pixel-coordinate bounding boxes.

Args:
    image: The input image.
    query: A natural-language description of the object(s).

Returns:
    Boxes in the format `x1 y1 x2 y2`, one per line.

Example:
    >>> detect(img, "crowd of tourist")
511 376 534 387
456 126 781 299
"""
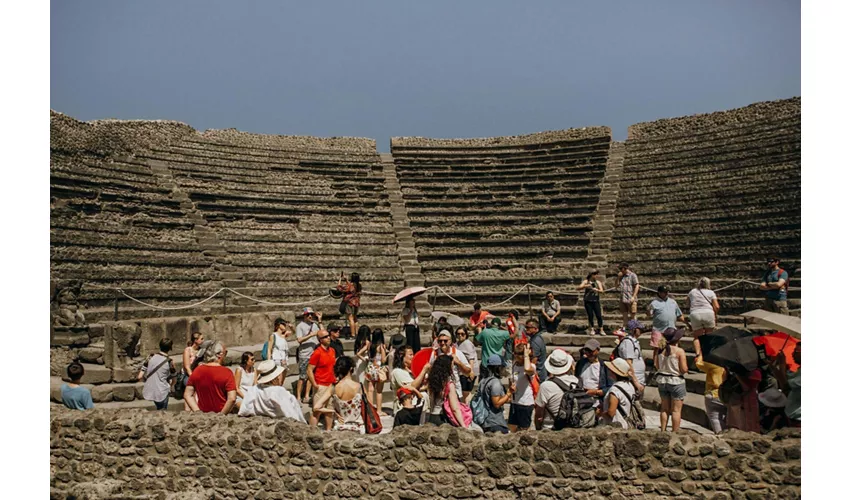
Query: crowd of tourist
59 258 800 437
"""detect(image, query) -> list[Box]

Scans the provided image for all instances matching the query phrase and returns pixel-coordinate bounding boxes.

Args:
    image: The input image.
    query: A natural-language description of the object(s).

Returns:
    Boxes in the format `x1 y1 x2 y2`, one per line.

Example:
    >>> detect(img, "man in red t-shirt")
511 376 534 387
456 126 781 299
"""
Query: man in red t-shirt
185 340 236 414
307 330 336 430
469 303 490 335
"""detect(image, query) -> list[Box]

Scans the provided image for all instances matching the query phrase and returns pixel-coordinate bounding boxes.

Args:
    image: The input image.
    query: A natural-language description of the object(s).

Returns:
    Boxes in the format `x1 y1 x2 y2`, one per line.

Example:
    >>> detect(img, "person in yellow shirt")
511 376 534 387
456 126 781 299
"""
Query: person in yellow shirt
694 337 727 434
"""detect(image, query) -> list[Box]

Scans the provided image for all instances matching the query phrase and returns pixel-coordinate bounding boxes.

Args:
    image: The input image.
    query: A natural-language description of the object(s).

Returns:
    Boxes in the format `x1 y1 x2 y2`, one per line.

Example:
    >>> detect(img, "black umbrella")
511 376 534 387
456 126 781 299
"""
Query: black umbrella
704 336 760 374
699 326 753 359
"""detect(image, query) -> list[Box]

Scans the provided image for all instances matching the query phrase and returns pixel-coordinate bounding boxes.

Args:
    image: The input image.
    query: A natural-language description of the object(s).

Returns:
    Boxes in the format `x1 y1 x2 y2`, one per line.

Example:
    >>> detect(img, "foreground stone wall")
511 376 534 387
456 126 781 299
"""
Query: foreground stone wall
49 407 801 500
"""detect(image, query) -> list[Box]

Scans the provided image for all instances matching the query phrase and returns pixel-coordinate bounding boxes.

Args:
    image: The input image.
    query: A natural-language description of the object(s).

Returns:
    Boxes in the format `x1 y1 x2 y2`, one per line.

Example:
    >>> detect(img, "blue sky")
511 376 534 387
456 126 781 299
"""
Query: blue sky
51 1 800 151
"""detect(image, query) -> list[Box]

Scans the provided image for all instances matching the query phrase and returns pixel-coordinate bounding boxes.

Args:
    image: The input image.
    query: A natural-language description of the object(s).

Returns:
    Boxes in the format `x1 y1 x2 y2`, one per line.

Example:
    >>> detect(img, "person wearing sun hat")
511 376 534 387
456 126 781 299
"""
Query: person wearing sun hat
599 357 638 429
758 387 790 431
534 348 582 430
237 360 306 422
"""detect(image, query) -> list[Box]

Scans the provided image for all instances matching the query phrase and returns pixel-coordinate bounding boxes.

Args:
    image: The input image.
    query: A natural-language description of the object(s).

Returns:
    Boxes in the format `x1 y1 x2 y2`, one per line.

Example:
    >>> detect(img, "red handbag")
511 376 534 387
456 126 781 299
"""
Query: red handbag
360 383 383 434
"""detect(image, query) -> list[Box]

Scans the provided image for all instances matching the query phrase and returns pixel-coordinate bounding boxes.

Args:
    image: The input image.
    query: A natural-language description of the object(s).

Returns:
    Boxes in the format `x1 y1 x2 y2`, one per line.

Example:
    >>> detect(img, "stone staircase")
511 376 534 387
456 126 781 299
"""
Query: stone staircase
146 158 253 306
381 153 431 314
587 140 624 272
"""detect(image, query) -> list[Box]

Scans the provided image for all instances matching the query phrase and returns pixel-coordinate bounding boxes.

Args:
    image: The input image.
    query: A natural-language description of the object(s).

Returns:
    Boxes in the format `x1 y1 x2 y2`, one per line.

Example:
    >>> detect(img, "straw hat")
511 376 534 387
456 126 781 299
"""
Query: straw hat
604 358 631 378
256 360 285 385
544 349 574 376
758 388 788 409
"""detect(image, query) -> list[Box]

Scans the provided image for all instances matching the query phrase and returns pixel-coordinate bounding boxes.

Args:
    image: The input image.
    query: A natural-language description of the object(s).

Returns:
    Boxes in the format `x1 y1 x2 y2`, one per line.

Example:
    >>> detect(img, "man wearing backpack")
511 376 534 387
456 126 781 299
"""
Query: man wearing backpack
534 349 595 430
759 257 790 315
471 354 512 434
575 339 609 404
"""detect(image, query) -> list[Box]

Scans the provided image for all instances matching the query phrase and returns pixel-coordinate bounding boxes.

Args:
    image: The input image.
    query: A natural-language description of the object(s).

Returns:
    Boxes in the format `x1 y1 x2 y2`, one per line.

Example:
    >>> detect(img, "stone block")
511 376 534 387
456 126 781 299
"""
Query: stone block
241 313 273 346
77 346 105 364
91 385 114 403
112 367 138 383
211 315 239 346
51 329 90 347
112 384 137 402
188 316 215 343
134 382 145 400
79 364 112 385
139 319 167 357
165 318 190 350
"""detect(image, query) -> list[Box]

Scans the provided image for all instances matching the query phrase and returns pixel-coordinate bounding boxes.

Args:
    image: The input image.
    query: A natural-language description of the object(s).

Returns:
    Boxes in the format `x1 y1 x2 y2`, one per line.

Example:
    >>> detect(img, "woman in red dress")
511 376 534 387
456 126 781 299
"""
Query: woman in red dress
337 272 362 338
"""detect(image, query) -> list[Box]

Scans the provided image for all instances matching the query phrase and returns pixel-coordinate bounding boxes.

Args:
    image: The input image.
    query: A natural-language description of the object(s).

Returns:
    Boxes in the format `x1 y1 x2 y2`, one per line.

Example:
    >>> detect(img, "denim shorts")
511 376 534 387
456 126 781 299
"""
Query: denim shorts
658 382 687 401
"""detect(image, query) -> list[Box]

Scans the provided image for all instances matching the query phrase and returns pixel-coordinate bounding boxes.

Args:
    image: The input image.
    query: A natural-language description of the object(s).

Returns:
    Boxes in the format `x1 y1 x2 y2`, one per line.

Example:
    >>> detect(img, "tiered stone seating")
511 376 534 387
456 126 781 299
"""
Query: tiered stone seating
50 113 220 320
140 130 406 325
391 129 612 319
607 98 801 325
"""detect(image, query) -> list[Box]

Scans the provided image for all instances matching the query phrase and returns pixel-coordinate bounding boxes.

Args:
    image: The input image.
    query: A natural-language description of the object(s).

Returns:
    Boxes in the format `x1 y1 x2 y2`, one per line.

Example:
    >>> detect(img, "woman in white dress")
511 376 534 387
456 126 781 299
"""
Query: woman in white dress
234 352 257 407
238 360 306 423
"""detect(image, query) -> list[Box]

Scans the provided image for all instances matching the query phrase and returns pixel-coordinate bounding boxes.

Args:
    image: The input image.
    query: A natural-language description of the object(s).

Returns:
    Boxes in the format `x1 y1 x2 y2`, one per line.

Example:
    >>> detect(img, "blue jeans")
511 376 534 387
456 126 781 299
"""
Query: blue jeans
154 398 169 410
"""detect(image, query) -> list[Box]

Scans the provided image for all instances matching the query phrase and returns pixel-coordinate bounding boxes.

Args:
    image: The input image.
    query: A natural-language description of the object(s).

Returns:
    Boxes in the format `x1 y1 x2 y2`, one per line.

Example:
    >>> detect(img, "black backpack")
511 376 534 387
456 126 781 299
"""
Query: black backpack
550 377 597 429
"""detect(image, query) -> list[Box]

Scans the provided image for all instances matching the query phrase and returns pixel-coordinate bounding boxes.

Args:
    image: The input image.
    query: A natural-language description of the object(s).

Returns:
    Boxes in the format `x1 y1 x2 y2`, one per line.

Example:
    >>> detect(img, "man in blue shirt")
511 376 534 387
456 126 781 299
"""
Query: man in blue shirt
61 362 94 410
646 286 690 334
759 256 790 315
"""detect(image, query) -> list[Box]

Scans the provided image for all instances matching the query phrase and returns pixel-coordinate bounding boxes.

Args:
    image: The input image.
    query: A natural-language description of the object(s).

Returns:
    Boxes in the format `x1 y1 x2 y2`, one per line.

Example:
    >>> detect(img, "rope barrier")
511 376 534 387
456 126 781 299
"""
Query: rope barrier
103 275 799 314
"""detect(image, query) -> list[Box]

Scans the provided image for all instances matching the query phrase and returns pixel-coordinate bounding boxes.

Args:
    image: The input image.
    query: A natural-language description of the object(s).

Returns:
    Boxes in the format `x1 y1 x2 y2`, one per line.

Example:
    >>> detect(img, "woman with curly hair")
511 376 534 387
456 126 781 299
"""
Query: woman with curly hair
422 355 466 427
337 272 362 339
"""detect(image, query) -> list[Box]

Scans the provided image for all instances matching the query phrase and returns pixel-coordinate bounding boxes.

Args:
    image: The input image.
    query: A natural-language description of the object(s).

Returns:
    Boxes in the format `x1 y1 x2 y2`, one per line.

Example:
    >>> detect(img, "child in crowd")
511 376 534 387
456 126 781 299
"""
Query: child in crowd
60 362 94 410
392 387 423 428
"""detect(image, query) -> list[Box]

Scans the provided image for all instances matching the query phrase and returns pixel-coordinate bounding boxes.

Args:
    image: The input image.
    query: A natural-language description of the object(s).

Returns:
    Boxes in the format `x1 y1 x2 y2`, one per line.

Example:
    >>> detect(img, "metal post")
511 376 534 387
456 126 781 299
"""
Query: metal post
742 282 747 328
223 289 228 314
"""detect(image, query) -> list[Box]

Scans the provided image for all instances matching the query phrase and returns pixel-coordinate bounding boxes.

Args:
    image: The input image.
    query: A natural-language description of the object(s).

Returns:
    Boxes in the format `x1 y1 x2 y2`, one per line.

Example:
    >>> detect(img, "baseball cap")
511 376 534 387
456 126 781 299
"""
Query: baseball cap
302 307 315 316
490 317 502 327
657 285 669 294
582 339 601 351
486 354 503 367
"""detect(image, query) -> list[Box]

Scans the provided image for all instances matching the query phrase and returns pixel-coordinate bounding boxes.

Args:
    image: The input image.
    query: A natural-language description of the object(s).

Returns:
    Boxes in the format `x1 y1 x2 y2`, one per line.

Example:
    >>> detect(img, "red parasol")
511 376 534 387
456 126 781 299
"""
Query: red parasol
411 349 434 377
752 332 800 372
392 286 428 304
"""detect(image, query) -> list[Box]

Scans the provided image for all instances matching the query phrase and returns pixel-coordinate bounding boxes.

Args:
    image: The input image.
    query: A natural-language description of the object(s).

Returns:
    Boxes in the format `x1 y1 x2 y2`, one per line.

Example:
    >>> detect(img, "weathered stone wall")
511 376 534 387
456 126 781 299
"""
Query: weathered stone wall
198 129 378 154
392 126 611 149
50 110 196 156
627 97 800 139
49 407 801 500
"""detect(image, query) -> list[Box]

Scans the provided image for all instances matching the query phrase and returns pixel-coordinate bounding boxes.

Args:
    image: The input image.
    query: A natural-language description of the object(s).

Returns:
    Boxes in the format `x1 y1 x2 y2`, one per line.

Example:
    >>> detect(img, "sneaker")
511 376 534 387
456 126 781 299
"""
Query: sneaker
598 328 607 336
587 328 595 336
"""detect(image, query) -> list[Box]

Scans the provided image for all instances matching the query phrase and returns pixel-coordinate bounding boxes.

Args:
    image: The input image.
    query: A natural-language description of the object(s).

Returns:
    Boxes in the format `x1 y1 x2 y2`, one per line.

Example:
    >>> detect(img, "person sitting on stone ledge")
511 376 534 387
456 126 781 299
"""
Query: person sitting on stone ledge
313 356 365 433
238 360 306 423
337 271 362 337
137 338 176 411
390 344 430 414
61 362 94 411
234 351 257 407
538 291 562 334
184 341 236 414
468 303 490 335
392 387 423 428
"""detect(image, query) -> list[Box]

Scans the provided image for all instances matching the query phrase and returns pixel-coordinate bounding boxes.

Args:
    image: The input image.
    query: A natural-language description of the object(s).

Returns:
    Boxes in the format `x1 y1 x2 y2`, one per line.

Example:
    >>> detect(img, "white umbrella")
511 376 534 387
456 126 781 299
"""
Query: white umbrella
740 309 801 338
431 311 465 327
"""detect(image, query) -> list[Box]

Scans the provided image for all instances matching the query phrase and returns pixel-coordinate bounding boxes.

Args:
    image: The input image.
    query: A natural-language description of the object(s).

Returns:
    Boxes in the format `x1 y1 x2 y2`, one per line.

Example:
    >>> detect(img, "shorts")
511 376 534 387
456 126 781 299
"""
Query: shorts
428 412 448 426
298 356 312 380
508 403 534 428
764 298 789 315
314 385 333 409
619 301 637 315
345 304 359 316
460 375 476 392
689 310 716 330
658 382 687 401
649 329 663 348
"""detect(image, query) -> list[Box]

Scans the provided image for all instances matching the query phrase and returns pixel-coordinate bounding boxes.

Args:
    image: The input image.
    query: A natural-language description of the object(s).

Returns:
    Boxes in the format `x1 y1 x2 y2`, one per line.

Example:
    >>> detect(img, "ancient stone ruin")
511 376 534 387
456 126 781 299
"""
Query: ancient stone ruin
49 97 801 497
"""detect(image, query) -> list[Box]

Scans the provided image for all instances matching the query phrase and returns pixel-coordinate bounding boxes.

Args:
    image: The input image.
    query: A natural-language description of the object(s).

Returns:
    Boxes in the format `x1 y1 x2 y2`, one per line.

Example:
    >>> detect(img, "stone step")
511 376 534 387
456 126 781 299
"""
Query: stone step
77 363 113 385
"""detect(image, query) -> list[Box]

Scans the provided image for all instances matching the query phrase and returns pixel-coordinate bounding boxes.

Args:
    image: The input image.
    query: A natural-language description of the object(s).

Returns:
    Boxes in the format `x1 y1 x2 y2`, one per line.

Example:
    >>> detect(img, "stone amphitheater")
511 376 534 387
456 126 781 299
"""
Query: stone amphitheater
49 97 801 499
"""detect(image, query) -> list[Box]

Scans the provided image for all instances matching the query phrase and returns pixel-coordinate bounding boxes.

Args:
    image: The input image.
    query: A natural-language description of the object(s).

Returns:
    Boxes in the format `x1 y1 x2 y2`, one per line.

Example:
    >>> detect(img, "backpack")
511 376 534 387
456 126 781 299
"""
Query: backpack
550 377 597 429
610 383 645 430
470 376 495 427
261 341 270 361
611 337 639 362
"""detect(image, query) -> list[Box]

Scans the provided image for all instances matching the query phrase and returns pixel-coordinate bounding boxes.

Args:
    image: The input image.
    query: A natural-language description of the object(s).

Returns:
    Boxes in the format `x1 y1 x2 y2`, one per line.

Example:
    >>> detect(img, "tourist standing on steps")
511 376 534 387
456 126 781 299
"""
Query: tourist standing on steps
526 319 548 382
138 338 176 411
476 317 515 372
686 278 720 337
725 367 762 433
647 286 691 349
615 262 640 326
508 339 537 432
538 291 562 333
268 318 291 372
578 270 606 335
313 356 365 433
363 328 389 416
576 339 609 405
184 341 236 414
61 362 94 410
535 348 581 430
338 271 362 338
401 297 421 353
617 319 647 388
478 354 512 434
759 257 790 315
328 324 345 359
428 330 473 401
421 355 467 427
307 329 337 430
390 345 430 413
238 360 305 423
181 332 204 411
598 358 637 429
654 328 689 432
455 327 478 403
296 308 322 404
694 337 727 434
234 351 257 405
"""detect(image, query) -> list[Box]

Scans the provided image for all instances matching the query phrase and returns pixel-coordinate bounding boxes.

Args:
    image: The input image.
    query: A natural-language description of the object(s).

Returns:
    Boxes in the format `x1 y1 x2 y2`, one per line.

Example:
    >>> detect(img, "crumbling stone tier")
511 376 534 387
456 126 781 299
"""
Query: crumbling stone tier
49 407 801 499
51 97 801 331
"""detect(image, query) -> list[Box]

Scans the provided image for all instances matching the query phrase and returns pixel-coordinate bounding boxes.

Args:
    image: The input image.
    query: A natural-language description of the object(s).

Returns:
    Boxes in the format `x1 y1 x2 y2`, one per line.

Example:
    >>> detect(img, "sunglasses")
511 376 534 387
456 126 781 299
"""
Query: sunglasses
437 339 450 344
318 335 329 340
